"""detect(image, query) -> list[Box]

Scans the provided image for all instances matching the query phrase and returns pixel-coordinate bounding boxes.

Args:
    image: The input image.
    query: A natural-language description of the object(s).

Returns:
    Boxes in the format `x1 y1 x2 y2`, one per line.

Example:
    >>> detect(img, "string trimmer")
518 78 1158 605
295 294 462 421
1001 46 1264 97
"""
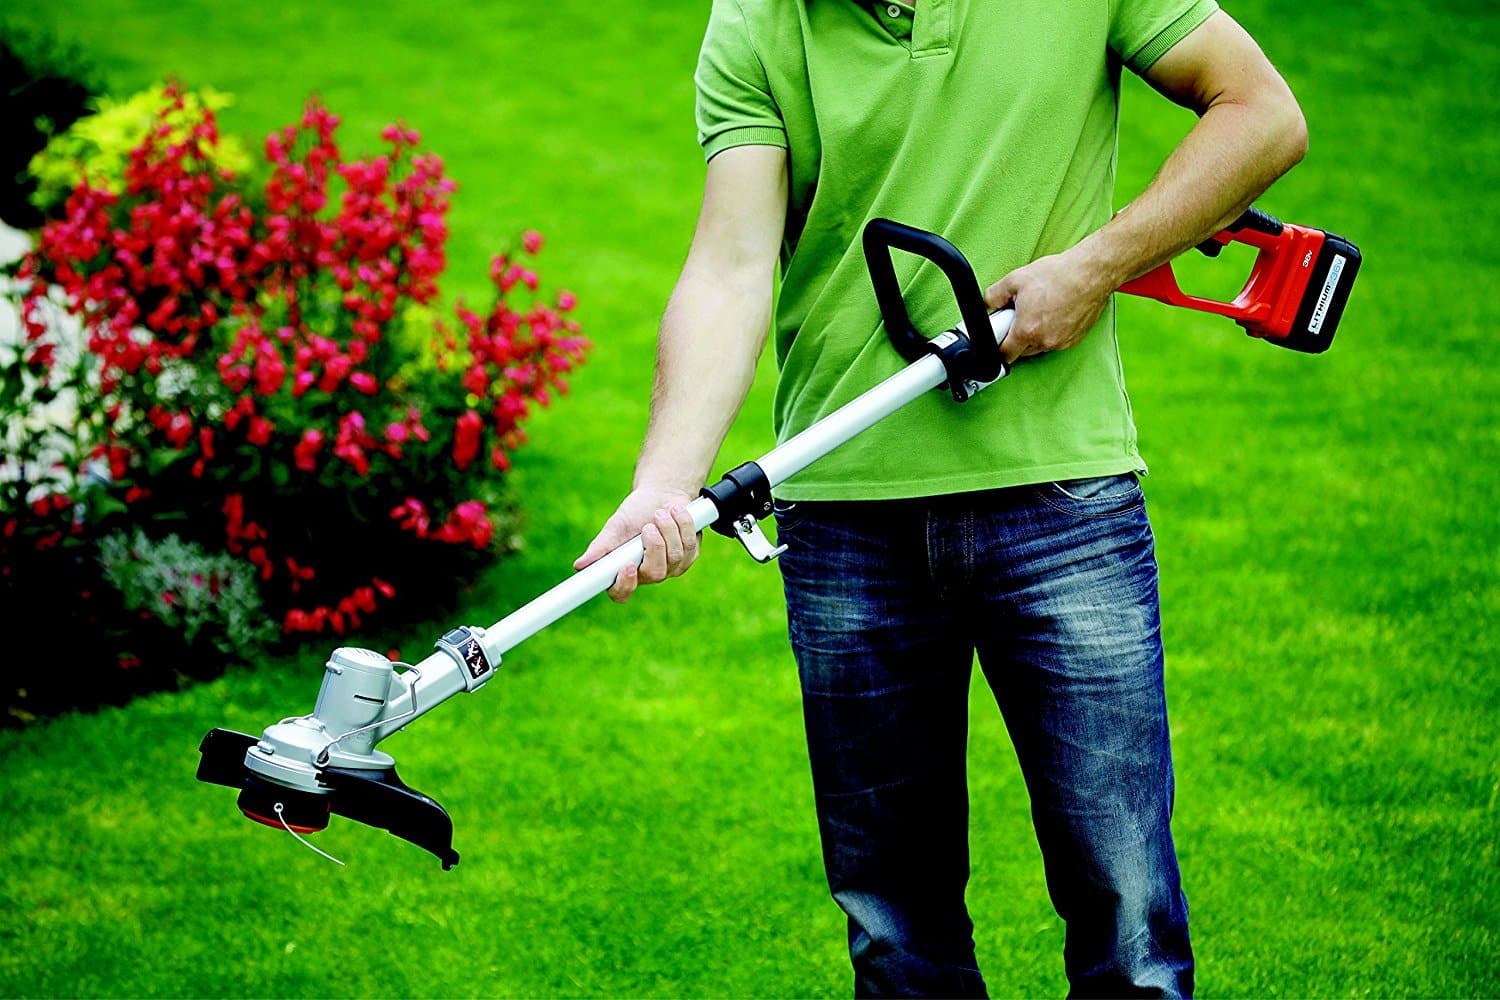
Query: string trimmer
197 207 1360 868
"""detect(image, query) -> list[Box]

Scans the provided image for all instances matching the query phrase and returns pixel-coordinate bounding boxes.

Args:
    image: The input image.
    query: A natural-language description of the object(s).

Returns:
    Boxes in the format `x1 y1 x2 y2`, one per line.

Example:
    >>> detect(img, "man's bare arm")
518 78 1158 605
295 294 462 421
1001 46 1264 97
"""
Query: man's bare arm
574 144 788 601
986 10 1308 362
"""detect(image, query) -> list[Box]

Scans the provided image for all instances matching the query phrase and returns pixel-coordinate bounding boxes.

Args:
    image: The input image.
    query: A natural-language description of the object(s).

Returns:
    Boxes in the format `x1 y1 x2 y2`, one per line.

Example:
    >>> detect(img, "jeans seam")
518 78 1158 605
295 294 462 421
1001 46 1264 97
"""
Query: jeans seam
925 508 938 592
964 509 975 584
1050 479 1139 502
816 774 917 799
1035 494 1145 520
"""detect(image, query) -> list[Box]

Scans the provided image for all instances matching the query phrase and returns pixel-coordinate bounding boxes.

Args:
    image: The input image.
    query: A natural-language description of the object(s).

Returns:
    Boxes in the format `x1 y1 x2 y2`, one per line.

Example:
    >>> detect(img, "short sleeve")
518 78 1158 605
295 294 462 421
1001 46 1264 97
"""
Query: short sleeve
1109 0 1219 74
695 0 787 161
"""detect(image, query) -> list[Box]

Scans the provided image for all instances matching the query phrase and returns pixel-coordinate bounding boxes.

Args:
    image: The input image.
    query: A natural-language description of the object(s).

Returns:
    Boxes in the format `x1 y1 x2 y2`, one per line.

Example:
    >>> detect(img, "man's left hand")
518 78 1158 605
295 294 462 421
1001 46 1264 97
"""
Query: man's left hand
984 248 1115 366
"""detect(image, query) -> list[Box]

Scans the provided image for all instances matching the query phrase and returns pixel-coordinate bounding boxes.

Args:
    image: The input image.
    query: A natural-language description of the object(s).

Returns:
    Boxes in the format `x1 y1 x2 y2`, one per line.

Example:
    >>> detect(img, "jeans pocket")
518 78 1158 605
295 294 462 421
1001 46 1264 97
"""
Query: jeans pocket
772 497 806 534
1035 472 1143 518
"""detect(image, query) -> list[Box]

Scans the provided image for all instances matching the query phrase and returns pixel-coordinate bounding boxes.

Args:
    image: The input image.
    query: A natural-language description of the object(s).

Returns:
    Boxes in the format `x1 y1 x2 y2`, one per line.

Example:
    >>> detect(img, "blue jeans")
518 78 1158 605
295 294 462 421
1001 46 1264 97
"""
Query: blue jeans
775 474 1192 998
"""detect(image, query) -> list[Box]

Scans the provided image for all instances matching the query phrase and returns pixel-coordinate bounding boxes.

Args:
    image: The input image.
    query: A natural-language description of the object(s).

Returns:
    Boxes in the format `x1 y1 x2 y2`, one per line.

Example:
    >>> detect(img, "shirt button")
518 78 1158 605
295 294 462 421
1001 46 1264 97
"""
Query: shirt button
887 4 902 16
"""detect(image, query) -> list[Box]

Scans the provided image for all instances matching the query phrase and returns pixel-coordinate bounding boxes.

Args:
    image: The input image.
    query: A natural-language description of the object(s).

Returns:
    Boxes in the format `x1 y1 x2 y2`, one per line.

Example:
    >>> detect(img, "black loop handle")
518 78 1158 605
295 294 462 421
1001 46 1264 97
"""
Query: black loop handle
862 218 1005 383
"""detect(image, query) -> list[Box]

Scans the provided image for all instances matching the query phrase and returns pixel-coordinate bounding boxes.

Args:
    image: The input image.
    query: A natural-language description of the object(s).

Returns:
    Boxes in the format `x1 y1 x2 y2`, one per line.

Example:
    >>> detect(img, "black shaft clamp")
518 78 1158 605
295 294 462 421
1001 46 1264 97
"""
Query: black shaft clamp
700 461 774 536
700 461 786 563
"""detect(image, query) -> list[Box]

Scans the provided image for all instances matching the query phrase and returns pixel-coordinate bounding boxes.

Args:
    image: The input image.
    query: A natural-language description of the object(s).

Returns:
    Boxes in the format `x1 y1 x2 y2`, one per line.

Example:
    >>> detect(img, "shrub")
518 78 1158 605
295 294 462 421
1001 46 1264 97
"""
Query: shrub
0 21 102 227
3 82 587 720
98 529 275 659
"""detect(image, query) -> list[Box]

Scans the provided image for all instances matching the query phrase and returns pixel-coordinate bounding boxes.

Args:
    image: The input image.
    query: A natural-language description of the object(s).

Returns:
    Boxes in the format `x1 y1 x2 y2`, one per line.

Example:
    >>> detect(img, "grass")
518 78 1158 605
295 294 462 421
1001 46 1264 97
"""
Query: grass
1 0 1497 996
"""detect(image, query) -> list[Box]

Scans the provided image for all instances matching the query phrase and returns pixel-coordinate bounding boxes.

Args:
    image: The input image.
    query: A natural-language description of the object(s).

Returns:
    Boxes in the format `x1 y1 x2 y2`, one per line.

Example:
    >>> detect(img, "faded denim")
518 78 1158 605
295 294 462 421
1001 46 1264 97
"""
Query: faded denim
775 474 1192 998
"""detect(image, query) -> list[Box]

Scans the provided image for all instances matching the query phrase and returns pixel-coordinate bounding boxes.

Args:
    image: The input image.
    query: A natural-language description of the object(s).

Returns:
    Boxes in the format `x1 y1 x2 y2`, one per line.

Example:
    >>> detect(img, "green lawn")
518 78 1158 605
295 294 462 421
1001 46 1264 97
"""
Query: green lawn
2 1 1497 997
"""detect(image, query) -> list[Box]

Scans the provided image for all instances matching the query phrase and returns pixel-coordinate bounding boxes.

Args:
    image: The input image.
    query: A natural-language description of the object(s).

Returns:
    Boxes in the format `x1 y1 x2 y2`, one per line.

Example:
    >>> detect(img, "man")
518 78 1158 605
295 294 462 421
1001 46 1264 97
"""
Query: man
575 1 1306 994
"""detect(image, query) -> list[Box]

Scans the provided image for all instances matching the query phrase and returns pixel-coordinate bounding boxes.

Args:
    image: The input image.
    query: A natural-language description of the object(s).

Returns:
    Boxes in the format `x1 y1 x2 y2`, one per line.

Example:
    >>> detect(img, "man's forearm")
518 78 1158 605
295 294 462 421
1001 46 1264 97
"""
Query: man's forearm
632 265 774 494
1076 92 1307 292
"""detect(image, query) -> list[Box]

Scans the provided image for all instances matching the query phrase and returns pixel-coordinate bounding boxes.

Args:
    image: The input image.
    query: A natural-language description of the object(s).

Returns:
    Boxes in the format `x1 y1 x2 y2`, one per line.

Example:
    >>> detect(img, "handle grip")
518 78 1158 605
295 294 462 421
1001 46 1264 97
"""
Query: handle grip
862 218 1006 382
1195 206 1284 257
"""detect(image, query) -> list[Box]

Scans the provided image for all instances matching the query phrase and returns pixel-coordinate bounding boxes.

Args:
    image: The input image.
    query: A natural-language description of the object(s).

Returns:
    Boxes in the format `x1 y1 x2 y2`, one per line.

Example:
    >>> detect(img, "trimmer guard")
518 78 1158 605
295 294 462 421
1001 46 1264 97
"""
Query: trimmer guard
196 728 459 869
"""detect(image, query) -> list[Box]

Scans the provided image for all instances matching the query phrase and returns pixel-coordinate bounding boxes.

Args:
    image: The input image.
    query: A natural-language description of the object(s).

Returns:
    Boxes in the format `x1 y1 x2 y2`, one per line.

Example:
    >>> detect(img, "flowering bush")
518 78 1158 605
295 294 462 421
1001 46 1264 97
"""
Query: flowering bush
26 83 251 217
6 82 588 673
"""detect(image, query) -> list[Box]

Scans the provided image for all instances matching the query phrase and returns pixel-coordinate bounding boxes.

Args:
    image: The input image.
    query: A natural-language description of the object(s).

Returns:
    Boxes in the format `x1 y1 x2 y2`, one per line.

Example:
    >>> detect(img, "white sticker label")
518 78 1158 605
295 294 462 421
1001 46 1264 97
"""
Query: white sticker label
1307 254 1347 336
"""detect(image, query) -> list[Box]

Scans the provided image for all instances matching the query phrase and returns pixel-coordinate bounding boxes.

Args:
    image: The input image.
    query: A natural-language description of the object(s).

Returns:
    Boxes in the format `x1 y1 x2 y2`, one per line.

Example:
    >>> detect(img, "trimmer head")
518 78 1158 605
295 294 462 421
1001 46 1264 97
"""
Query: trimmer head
196 725 460 869
236 773 333 834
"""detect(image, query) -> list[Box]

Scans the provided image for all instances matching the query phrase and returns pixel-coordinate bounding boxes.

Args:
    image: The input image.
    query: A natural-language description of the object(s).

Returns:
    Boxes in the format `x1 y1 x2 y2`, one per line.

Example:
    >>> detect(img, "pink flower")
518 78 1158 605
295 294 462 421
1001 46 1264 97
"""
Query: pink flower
522 230 544 254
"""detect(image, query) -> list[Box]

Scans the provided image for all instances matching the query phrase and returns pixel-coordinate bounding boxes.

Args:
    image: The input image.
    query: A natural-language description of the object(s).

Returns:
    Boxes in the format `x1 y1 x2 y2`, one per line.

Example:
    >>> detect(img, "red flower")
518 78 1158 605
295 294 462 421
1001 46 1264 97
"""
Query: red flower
319 353 352 392
462 364 488 397
253 341 287 395
286 556 316 593
452 410 482 470
165 413 193 449
294 429 325 471
223 396 255 431
390 497 430 536
247 416 274 446
431 499 493 549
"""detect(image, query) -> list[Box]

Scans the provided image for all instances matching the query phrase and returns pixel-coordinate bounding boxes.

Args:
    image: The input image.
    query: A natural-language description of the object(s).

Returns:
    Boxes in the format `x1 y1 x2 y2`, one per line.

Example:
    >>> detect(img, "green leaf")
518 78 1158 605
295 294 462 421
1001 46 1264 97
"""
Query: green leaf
147 448 191 475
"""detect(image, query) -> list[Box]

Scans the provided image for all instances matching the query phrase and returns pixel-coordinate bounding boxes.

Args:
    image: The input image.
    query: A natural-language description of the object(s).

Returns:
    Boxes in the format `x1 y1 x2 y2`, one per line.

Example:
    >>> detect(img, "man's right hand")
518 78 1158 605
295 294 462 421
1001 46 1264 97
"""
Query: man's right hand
573 486 702 603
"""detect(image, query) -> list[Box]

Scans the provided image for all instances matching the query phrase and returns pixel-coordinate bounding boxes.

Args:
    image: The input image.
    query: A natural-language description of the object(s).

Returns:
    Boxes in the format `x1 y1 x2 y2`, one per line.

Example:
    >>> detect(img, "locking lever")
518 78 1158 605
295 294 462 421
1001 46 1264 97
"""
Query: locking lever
729 515 787 563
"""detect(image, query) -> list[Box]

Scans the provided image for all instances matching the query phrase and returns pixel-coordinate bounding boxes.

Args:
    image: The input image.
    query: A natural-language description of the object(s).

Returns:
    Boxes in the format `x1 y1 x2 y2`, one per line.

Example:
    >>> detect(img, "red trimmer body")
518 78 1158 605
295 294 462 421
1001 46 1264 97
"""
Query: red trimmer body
1118 207 1361 353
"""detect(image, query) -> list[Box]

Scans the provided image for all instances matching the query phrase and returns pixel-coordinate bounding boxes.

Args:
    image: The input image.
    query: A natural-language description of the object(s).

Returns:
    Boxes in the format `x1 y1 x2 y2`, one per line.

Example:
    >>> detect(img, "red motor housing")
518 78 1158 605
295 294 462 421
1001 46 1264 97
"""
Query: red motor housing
1118 207 1361 353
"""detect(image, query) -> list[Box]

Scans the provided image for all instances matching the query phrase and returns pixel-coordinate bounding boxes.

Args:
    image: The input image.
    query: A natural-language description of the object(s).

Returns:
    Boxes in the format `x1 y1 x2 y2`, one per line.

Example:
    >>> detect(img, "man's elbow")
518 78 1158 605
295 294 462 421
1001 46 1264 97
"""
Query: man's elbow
1255 75 1309 176
1278 96 1309 173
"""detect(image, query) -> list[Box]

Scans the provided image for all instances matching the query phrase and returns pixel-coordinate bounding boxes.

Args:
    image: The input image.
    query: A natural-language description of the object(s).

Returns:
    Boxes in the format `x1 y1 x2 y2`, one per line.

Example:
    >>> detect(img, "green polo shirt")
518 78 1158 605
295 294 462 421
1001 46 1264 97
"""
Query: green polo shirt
695 0 1217 500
